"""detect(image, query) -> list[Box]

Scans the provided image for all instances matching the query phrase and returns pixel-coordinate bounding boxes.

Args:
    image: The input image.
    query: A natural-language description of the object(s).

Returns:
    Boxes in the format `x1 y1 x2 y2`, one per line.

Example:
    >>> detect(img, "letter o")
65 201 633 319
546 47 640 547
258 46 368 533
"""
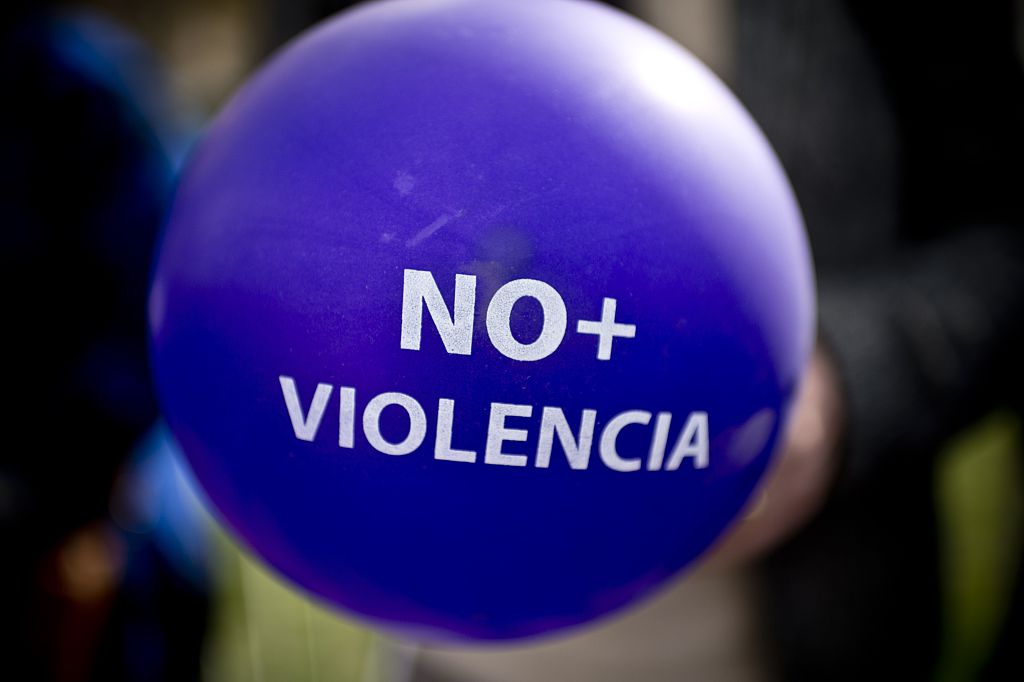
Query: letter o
363 392 427 455
486 278 567 361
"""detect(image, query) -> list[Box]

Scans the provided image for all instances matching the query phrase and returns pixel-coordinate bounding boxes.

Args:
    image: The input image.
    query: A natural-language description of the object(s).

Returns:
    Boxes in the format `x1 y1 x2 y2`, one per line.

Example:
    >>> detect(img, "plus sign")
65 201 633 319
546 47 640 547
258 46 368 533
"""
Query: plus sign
576 297 636 361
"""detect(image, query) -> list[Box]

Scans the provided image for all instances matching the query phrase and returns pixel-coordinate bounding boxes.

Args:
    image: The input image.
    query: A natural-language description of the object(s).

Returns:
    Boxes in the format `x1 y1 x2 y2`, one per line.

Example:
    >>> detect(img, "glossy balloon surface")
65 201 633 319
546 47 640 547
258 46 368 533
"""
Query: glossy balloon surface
150 0 814 640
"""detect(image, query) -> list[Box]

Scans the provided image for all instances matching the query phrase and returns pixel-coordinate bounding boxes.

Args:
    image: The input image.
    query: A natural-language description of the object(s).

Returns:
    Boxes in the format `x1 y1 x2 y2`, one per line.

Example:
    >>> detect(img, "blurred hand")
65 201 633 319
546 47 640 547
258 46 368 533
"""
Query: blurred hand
705 344 845 568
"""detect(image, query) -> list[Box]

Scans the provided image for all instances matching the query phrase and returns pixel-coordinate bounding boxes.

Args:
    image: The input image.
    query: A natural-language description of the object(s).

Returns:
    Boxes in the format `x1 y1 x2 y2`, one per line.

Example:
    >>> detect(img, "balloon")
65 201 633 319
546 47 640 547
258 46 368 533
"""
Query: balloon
149 0 814 641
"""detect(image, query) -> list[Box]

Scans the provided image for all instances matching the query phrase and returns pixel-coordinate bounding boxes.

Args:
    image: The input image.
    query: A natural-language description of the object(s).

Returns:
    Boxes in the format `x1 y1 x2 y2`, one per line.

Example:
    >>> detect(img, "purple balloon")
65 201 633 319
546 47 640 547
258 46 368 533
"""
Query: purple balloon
150 0 814 640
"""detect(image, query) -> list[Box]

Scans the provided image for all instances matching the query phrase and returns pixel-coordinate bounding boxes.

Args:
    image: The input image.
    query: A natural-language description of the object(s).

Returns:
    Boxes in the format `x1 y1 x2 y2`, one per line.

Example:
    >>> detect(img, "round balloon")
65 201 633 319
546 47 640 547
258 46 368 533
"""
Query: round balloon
150 0 814 640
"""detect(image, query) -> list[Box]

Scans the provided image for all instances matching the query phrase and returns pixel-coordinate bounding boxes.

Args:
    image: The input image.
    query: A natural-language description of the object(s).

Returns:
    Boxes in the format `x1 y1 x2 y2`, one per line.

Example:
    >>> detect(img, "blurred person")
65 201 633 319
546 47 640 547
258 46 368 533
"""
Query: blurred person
738 2 1024 680
0 4 209 680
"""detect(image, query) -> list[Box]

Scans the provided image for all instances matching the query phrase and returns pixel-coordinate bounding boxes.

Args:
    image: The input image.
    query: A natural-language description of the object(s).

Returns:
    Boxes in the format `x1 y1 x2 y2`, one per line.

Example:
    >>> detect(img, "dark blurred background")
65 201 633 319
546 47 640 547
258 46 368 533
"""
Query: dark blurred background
2 1 1023 681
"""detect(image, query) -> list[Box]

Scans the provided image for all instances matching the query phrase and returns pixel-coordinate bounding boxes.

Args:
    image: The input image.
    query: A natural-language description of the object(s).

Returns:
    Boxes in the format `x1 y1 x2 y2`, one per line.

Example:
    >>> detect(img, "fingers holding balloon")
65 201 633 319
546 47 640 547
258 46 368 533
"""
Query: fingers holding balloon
706 345 845 567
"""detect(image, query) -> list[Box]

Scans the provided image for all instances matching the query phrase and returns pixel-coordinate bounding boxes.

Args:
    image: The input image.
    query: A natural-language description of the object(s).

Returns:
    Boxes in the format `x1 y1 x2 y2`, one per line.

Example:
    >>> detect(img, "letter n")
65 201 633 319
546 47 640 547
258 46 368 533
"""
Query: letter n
400 269 476 355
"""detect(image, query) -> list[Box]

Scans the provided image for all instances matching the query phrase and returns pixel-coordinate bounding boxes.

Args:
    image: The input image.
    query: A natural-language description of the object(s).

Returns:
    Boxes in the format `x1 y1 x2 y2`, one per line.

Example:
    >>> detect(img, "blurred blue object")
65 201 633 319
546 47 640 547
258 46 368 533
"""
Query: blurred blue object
114 423 215 590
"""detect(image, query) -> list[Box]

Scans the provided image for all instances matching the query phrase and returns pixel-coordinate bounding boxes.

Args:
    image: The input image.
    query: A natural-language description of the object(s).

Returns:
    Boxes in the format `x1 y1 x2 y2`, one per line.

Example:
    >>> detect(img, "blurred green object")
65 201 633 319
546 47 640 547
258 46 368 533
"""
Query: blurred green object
203 529 379 682
936 412 1024 682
